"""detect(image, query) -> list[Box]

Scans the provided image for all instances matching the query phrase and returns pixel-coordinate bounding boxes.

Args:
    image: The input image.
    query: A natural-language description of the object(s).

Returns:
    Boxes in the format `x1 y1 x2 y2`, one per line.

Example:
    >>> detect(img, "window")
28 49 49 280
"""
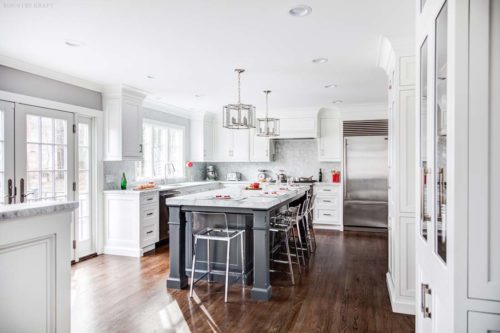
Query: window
136 121 185 179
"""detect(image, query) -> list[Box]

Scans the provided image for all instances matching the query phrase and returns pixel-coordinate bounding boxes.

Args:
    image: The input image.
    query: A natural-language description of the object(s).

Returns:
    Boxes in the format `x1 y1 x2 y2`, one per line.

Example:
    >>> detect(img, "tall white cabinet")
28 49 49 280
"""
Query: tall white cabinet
415 0 500 332
379 39 416 314
103 86 146 161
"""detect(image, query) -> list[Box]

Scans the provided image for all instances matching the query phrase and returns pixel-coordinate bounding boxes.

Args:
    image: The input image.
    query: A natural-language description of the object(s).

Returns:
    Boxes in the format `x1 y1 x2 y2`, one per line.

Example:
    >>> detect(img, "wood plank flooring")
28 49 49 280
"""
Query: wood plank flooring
71 231 414 332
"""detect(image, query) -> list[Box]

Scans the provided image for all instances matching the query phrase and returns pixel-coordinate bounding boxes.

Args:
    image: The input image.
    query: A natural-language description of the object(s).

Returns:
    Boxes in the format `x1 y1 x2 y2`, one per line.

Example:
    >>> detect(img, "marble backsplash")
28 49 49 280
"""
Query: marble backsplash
103 139 340 189
194 139 340 182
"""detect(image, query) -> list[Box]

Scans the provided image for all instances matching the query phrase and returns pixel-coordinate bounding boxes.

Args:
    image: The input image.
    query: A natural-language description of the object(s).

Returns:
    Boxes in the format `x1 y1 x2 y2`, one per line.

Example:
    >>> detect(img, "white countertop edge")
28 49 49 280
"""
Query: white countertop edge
0 201 79 221
314 182 342 187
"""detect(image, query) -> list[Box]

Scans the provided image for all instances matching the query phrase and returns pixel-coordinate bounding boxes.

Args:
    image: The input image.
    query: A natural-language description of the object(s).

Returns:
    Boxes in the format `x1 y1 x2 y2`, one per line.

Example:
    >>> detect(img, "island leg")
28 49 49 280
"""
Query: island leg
166 206 188 289
251 210 272 301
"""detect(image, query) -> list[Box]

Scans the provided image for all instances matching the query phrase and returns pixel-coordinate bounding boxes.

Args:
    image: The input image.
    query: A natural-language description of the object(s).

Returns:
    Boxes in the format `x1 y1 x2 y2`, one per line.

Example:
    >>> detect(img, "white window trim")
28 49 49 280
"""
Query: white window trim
136 119 186 182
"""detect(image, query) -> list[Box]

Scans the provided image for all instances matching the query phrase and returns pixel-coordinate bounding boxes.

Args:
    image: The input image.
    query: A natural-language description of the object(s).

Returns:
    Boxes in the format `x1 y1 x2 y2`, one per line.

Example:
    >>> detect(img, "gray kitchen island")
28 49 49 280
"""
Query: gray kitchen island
165 184 309 301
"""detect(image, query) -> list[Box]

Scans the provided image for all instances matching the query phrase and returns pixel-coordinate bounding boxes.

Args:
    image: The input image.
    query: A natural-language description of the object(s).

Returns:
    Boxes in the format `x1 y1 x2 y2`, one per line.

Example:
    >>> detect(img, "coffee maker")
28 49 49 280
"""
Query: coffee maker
206 165 218 181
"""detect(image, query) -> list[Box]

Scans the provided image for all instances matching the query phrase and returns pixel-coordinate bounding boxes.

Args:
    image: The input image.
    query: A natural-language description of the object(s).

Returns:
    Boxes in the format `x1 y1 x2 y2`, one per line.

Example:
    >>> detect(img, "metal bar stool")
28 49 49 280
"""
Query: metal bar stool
294 198 311 262
269 206 302 284
189 212 245 303
306 193 317 252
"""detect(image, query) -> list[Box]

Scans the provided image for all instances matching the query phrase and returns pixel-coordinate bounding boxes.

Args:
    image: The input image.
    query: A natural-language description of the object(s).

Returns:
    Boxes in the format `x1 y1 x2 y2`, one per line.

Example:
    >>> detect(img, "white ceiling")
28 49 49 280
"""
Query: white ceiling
0 0 414 113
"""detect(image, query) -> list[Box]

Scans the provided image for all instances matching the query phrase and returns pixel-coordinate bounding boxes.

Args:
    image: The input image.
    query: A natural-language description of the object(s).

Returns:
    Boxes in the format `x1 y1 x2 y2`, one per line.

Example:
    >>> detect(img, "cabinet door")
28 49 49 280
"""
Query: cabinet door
212 121 230 161
232 129 250 162
279 117 316 138
203 120 214 161
468 0 500 302
399 56 416 86
121 100 143 159
250 133 271 162
319 118 341 161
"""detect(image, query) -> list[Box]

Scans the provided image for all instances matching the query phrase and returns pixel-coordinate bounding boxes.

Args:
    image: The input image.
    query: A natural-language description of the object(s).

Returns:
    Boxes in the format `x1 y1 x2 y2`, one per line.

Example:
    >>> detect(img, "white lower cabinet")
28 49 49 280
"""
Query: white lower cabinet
104 190 159 257
313 184 342 230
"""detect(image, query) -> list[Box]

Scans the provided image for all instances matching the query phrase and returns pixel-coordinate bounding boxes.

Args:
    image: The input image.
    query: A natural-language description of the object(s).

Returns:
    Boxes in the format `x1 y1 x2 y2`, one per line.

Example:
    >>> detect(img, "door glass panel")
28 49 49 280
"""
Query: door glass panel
435 1 448 262
420 37 430 240
26 114 68 202
78 122 91 242
0 110 3 204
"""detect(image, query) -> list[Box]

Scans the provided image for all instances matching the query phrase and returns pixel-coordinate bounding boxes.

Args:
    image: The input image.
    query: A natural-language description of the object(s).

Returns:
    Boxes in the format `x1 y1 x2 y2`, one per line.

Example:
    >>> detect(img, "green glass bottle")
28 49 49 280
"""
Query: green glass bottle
120 172 127 190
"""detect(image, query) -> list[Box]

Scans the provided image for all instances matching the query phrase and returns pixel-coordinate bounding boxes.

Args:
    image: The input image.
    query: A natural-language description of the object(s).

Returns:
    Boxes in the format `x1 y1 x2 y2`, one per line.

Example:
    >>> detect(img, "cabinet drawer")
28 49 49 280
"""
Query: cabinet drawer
141 192 158 206
316 186 339 196
317 209 338 221
316 196 338 208
141 206 158 222
141 223 158 247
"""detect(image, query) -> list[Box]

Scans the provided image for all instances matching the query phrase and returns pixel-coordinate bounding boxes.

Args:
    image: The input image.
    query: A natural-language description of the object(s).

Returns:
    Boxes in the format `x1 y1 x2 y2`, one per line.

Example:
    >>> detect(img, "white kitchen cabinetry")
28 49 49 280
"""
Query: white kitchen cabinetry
250 130 275 162
191 113 214 162
318 117 341 162
378 37 416 314
213 119 250 162
278 116 317 139
103 86 146 161
104 190 159 257
414 1 500 332
313 184 342 230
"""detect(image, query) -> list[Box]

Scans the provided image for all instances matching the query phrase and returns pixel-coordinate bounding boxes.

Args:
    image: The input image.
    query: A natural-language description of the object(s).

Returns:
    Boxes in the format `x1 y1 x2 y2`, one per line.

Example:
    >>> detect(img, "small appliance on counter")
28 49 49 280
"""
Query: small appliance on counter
206 165 218 181
226 172 242 181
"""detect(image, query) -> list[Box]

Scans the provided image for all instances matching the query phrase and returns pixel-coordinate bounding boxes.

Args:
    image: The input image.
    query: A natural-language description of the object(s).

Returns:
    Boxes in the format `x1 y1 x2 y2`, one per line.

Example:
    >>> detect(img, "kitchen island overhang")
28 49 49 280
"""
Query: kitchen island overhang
165 186 309 301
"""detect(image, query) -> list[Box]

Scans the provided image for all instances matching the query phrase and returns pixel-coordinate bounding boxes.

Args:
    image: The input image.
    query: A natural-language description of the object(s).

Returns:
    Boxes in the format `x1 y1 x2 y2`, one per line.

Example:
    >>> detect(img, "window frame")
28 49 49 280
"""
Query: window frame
136 119 186 181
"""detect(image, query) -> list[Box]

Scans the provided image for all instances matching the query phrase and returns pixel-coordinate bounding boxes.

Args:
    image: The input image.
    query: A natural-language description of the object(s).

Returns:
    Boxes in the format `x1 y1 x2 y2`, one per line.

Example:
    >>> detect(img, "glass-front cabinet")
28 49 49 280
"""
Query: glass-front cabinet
418 1 448 264
434 1 448 263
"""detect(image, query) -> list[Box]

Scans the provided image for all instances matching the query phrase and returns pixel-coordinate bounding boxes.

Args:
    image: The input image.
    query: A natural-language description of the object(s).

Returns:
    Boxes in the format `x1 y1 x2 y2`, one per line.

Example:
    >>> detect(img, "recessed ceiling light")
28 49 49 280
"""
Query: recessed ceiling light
289 5 312 17
324 84 337 88
312 58 328 64
146 75 155 79
64 39 84 47
332 100 343 104
194 94 202 98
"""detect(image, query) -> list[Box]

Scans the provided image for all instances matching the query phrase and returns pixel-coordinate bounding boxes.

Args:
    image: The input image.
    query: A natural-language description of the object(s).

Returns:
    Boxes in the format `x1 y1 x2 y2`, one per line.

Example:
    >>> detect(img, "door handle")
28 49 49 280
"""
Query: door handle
421 283 432 318
6 179 15 204
139 144 143 153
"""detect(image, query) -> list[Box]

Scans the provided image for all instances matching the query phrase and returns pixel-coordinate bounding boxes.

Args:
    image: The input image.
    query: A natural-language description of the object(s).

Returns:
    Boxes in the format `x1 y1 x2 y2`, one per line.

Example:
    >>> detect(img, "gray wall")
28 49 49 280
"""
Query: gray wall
193 139 341 182
103 108 192 189
0 65 102 110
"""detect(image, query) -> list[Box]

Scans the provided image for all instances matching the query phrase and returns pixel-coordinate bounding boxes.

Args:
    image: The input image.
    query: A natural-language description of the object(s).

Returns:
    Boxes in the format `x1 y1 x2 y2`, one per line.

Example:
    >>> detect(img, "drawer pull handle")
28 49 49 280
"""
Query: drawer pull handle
146 198 153 201
323 213 332 216
323 189 332 192
147 212 154 216
323 200 332 203
146 231 154 234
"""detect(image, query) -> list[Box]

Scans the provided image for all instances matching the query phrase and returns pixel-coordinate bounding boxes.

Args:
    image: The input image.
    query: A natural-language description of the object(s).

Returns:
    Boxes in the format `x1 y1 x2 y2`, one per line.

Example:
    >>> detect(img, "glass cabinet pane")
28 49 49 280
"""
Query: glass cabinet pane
420 37 430 240
435 1 448 262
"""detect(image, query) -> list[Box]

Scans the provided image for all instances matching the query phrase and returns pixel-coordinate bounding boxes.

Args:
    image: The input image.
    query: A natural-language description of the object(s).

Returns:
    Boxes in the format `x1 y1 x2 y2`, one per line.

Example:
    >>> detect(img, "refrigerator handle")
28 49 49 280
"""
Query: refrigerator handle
343 137 348 199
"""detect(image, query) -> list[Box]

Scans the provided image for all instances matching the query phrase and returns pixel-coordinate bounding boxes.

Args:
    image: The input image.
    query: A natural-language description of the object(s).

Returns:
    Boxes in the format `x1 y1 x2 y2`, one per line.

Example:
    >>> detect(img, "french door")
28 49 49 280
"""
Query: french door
14 104 75 203
0 101 95 260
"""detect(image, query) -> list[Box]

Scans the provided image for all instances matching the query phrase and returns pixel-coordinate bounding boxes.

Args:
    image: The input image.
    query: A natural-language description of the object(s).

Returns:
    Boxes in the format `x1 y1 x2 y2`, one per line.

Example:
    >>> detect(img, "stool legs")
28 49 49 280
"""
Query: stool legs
225 240 231 303
284 231 295 285
189 237 199 298
240 233 245 287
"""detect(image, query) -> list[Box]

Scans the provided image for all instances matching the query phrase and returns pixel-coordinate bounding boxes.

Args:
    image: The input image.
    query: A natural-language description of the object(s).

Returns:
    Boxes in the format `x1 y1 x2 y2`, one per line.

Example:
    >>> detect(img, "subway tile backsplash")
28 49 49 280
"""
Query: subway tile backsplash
195 139 340 182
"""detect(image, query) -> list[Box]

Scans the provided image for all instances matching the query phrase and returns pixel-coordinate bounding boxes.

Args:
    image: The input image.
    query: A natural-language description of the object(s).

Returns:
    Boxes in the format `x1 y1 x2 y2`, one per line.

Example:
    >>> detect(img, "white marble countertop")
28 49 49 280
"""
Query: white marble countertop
103 181 254 194
165 184 309 210
314 182 342 186
0 201 79 221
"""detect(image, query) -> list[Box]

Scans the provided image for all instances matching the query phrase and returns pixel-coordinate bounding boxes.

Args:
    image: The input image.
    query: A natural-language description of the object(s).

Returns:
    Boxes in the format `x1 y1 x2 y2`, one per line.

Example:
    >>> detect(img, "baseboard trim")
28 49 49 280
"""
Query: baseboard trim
103 246 142 258
386 272 415 315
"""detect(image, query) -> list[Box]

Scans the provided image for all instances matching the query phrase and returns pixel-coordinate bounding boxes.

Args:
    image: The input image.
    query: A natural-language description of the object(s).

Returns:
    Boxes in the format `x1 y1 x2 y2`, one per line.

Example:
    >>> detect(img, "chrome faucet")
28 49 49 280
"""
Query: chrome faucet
164 162 176 184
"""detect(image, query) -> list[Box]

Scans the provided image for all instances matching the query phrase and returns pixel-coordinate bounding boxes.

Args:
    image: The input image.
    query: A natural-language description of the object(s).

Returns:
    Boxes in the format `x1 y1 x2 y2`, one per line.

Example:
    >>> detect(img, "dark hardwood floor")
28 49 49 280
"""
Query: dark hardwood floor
71 231 414 332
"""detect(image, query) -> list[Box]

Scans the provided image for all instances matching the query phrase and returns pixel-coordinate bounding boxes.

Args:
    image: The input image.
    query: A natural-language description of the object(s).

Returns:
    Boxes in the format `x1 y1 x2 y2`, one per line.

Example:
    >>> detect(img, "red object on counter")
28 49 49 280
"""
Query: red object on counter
332 171 341 183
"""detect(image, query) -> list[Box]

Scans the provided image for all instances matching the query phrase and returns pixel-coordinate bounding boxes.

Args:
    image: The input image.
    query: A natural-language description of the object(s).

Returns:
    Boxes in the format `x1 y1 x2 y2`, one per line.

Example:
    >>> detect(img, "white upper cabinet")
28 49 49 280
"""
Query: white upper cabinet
212 118 250 162
103 86 146 161
318 117 341 162
399 56 416 86
278 116 317 139
190 113 215 162
250 130 275 162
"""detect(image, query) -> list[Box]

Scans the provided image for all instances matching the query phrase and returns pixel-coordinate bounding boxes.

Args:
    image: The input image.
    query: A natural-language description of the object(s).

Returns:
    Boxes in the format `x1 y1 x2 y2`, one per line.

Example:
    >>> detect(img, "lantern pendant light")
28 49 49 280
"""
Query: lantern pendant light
222 69 256 129
257 90 280 137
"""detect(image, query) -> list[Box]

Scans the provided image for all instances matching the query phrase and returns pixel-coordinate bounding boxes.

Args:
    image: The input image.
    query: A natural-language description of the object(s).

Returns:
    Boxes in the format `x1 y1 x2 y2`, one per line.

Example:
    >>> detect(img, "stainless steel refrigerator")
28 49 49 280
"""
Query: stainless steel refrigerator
343 135 388 230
